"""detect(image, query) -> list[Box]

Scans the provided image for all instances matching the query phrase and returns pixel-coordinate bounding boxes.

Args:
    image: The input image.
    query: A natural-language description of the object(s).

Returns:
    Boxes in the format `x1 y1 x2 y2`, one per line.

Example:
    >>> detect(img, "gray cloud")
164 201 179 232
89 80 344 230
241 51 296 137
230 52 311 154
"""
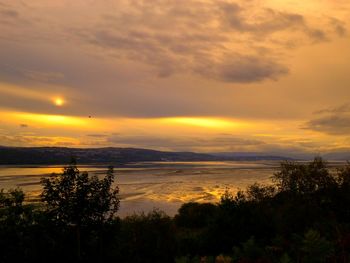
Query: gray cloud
210 55 288 83
0 0 348 120
306 28 328 42
0 9 18 18
314 103 350 114
71 0 335 83
0 1 345 86
304 103 350 135
329 18 347 37
304 114 350 135
218 2 333 45
220 3 305 33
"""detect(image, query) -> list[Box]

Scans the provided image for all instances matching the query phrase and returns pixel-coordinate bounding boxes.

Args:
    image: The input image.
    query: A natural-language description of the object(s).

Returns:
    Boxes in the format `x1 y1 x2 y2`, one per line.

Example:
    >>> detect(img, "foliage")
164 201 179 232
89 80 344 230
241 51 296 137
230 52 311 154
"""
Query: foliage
40 159 120 226
175 202 218 228
301 229 334 263
118 210 175 263
0 188 25 224
272 156 337 194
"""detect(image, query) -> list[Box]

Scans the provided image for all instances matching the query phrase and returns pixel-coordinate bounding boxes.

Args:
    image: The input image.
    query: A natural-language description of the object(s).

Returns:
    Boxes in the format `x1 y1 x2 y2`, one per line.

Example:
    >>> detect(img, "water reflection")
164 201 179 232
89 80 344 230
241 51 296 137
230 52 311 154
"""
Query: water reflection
0 161 278 216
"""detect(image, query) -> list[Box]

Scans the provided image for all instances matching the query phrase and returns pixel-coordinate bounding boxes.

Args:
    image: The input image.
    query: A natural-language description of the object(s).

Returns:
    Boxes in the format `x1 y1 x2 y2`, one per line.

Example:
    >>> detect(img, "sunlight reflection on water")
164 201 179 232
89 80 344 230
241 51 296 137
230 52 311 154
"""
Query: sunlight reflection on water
0 161 279 216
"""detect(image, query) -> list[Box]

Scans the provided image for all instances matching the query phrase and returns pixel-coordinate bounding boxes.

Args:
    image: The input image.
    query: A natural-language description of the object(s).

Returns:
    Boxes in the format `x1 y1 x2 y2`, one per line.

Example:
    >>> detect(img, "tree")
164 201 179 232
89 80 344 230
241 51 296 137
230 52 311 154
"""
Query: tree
40 159 120 260
0 189 38 262
336 162 350 188
301 229 334 263
246 183 276 202
273 157 336 195
0 188 26 225
40 159 120 226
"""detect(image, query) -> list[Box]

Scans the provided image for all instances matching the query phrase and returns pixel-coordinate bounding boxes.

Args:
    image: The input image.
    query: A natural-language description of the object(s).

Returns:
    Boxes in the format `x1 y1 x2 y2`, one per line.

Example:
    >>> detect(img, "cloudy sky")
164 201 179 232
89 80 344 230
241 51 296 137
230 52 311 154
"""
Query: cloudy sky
0 0 350 156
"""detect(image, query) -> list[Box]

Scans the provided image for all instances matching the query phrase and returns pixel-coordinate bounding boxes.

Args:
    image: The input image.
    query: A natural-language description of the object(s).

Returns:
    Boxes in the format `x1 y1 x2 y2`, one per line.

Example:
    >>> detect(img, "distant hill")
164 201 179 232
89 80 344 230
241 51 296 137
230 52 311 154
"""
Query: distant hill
0 146 294 165
322 152 350 161
211 152 294 161
213 151 350 161
0 146 217 165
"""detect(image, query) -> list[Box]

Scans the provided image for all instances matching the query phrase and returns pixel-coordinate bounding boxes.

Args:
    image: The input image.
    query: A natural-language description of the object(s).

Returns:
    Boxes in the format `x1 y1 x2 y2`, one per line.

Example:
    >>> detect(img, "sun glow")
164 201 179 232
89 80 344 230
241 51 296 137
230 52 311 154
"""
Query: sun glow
162 117 238 128
53 98 64 106
11 112 87 127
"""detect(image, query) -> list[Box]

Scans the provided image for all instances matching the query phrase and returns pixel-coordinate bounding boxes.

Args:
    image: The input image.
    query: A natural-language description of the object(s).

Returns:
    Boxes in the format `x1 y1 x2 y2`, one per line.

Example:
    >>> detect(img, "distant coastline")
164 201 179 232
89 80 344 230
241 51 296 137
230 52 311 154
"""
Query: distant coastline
0 146 294 165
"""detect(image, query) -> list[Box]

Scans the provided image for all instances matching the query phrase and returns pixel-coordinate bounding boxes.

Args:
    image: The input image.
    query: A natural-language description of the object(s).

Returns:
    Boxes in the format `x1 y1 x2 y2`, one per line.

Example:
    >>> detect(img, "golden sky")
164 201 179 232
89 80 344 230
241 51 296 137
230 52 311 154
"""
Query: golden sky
0 0 350 157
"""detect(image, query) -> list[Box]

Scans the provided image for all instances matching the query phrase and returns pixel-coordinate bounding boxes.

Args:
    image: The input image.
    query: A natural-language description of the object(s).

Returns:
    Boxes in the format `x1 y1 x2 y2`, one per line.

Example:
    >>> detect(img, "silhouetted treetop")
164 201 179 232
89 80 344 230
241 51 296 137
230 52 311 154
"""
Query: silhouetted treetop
273 157 337 195
40 159 120 226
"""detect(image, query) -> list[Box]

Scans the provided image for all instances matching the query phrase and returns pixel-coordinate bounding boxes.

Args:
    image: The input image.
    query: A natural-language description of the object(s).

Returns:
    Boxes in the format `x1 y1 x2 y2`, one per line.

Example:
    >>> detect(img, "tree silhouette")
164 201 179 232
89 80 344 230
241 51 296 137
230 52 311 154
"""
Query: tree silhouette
0 188 26 226
40 159 120 260
273 157 337 195
40 159 120 226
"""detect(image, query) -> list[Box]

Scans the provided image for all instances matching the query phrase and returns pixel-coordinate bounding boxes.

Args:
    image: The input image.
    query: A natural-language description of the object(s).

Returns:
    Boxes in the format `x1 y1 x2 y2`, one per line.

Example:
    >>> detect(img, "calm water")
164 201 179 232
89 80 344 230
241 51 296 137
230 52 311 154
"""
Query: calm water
0 161 281 216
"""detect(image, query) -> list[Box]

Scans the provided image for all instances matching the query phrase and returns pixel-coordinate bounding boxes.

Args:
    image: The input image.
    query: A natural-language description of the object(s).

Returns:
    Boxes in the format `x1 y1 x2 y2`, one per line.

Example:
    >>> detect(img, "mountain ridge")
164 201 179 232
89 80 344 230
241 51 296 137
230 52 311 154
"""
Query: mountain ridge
0 146 293 165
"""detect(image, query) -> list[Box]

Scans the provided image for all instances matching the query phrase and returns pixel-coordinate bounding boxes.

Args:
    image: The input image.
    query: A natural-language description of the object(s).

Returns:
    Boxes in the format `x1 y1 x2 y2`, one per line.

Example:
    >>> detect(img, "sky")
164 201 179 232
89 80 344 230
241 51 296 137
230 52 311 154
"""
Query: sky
0 0 350 156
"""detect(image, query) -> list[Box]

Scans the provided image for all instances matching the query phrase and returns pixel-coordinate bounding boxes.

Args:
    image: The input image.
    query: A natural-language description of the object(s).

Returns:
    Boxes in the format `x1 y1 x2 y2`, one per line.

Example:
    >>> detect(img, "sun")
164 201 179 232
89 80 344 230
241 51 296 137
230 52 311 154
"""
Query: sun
54 98 64 106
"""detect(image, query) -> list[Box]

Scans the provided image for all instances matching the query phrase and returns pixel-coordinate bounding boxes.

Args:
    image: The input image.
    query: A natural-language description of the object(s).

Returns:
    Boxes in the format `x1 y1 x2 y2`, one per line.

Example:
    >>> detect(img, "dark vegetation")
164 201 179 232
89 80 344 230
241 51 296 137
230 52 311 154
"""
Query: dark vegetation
1 157 350 262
